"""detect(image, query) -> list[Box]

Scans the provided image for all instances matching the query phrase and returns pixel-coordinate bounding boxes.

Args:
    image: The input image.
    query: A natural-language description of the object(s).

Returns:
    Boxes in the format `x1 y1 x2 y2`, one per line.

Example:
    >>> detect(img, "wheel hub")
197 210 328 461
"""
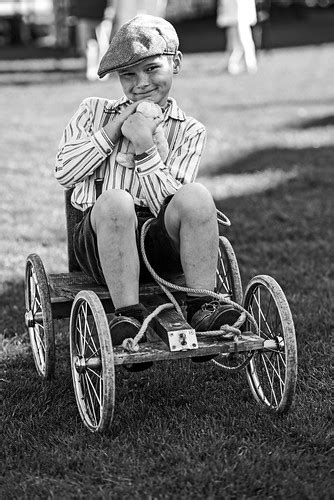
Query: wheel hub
276 336 284 350
25 310 34 327
74 355 102 373
74 355 87 374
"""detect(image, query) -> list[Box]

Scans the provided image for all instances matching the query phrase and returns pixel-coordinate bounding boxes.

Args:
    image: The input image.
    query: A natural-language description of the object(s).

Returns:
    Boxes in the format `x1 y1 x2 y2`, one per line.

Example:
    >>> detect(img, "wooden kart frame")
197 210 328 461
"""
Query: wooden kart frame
24 189 298 432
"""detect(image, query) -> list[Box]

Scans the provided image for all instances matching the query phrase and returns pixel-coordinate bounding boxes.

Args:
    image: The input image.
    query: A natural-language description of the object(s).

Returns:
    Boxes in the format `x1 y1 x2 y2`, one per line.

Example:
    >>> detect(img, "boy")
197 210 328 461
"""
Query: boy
55 15 240 349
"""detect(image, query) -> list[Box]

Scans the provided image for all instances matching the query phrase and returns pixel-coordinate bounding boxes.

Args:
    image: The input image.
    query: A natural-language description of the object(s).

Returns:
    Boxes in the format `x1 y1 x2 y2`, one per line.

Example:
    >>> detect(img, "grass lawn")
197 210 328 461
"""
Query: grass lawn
1 44 333 498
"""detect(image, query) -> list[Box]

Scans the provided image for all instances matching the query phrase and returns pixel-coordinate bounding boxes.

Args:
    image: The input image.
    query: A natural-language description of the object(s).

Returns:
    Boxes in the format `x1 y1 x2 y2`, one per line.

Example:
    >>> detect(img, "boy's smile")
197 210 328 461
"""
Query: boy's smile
117 53 182 108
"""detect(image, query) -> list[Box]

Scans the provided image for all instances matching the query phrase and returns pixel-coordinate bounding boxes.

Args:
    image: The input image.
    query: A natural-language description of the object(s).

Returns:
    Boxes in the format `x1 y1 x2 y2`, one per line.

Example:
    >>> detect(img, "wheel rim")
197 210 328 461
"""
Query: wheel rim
25 255 54 379
244 276 297 413
216 236 243 303
70 291 114 432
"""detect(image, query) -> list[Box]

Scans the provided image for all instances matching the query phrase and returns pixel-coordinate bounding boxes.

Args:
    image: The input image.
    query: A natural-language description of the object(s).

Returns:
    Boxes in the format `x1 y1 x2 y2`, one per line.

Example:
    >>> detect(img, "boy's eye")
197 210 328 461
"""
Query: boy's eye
147 65 159 72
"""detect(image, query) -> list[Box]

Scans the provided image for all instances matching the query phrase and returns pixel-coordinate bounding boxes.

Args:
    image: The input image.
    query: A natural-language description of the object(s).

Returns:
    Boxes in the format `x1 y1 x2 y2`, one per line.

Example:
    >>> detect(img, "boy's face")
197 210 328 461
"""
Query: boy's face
117 53 182 108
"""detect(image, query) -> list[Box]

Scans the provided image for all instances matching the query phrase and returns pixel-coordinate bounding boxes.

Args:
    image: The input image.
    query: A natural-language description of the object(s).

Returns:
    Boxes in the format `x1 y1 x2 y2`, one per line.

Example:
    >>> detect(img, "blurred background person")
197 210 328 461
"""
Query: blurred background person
112 0 167 32
69 0 116 81
253 0 271 51
217 0 258 75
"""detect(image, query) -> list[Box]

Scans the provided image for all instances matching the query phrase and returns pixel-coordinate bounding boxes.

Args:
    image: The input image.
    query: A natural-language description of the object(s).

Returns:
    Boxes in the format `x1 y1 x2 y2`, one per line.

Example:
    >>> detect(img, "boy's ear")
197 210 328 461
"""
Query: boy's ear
173 51 183 74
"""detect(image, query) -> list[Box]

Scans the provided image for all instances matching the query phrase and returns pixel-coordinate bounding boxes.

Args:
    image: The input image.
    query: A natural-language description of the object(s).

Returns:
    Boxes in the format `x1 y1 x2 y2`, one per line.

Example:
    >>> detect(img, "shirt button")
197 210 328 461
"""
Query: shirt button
106 148 111 154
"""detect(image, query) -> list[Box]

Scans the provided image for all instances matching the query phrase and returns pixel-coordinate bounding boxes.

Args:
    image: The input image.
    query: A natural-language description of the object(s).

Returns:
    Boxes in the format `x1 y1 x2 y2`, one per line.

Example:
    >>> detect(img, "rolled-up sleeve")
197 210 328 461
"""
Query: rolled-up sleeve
55 98 115 188
135 124 206 216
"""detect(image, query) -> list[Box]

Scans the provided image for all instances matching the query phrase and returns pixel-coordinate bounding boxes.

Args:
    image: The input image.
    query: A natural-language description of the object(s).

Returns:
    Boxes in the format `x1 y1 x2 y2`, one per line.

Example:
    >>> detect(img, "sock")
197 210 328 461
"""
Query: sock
114 303 145 323
186 295 210 323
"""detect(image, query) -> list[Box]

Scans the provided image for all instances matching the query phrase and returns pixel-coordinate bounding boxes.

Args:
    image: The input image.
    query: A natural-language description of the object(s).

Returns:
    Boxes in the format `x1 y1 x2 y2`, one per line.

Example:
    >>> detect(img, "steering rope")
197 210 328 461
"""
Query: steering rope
122 215 258 353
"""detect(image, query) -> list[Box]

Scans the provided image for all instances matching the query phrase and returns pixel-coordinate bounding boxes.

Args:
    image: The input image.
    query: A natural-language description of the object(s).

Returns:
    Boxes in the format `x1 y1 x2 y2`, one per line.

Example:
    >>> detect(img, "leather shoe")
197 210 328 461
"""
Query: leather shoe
109 315 153 372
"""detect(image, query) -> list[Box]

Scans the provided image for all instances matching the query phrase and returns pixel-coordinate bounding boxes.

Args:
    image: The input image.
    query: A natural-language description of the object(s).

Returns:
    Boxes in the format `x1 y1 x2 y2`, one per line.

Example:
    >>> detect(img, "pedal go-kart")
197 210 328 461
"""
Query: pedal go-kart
25 189 298 432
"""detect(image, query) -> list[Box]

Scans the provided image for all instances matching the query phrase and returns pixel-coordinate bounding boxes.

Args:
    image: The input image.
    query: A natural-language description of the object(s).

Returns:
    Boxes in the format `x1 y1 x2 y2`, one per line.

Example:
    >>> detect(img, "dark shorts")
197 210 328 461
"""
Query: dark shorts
73 196 182 284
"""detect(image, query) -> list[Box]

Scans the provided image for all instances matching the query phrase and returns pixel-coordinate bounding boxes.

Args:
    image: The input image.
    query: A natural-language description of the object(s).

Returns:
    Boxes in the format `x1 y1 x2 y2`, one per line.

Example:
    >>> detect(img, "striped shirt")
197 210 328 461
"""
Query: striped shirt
55 96 206 216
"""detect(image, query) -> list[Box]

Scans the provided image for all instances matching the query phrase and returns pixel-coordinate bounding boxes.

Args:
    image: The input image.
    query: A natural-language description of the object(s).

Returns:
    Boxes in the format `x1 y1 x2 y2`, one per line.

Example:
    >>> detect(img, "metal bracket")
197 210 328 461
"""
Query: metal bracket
167 328 198 352
152 307 198 352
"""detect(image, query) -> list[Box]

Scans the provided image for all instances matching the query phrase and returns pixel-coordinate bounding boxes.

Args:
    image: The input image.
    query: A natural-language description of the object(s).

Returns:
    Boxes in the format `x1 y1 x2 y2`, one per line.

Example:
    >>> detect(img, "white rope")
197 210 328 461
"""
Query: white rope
122 303 174 353
122 214 257 353
140 219 258 331
216 209 231 227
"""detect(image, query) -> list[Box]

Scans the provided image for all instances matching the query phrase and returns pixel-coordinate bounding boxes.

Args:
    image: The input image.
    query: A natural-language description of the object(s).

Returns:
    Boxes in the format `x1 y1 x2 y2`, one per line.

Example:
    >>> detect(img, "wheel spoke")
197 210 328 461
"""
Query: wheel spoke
85 370 102 406
80 373 96 425
259 353 278 407
83 302 88 348
34 324 45 350
85 322 100 359
78 311 100 360
81 373 98 426
264 348 287 368
83 372 99 425
87 366 102 380
216 241 235 297
264 294 273 331
253 290 274 339
262 351 285 387
276 352 284 398
34 325 45 365
34 293 42 313
249 302 270 339
76 318 83 355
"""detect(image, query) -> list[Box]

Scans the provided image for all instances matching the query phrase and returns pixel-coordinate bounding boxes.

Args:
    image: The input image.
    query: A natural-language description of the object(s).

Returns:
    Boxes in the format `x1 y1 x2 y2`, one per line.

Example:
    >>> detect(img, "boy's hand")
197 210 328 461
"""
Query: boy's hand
103 102 141 144
121 112 160 154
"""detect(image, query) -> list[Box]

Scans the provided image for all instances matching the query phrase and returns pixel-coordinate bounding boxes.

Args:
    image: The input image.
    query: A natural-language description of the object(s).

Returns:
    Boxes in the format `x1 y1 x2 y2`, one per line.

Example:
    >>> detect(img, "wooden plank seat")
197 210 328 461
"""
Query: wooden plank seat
49 271 186 300
48 270 188 320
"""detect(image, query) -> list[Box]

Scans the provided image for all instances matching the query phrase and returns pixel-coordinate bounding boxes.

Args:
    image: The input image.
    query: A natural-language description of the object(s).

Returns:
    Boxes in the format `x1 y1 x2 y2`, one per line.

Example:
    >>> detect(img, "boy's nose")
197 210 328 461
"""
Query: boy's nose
136 72 150 88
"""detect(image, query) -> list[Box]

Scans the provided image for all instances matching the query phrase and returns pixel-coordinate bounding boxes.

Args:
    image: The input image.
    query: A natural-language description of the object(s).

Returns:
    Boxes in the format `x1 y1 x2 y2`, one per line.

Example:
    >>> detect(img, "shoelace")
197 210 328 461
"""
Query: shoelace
201 300 220 312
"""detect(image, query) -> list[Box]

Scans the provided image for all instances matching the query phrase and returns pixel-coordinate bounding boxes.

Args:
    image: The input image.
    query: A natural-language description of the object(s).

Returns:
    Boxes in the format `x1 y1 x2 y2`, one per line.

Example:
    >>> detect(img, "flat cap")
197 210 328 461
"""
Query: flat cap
98 15 179 77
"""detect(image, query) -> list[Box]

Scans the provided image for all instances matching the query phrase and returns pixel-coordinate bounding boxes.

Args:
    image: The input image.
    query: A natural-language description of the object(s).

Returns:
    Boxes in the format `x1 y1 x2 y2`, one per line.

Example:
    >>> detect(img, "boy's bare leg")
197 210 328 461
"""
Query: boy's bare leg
164 183 218 292
90 189 139 309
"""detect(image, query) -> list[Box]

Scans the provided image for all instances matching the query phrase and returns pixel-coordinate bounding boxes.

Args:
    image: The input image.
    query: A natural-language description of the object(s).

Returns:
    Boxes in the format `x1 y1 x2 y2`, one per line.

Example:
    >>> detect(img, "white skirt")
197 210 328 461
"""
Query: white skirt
216 0 257 28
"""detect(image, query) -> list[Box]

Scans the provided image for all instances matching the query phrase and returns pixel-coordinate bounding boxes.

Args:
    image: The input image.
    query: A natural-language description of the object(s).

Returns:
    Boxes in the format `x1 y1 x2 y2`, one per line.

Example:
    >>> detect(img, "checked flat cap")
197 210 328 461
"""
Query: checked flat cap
98 15 179 77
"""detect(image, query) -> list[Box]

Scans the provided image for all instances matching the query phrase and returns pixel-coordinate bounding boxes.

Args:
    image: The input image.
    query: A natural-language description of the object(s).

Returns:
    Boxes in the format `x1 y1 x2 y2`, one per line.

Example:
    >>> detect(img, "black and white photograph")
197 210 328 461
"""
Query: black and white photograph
1 0 333 498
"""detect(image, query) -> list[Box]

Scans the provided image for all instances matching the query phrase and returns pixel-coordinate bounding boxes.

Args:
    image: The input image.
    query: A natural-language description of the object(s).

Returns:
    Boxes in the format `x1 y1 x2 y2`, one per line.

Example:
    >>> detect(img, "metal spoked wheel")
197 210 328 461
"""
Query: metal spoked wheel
213 236 247 371
25 253 55 379
70 290 115 433
243 275 297 413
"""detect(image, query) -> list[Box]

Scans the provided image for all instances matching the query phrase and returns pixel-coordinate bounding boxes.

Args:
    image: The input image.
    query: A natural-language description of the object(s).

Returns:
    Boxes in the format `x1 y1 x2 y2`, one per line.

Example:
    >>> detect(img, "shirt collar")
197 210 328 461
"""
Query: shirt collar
106 96 186 121
164 97 186 121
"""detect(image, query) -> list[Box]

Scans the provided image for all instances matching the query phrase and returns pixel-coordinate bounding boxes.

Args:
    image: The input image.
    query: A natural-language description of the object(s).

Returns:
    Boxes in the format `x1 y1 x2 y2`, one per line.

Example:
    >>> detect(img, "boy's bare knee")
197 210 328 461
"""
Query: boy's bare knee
173 183 216 221
91 189 136 232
